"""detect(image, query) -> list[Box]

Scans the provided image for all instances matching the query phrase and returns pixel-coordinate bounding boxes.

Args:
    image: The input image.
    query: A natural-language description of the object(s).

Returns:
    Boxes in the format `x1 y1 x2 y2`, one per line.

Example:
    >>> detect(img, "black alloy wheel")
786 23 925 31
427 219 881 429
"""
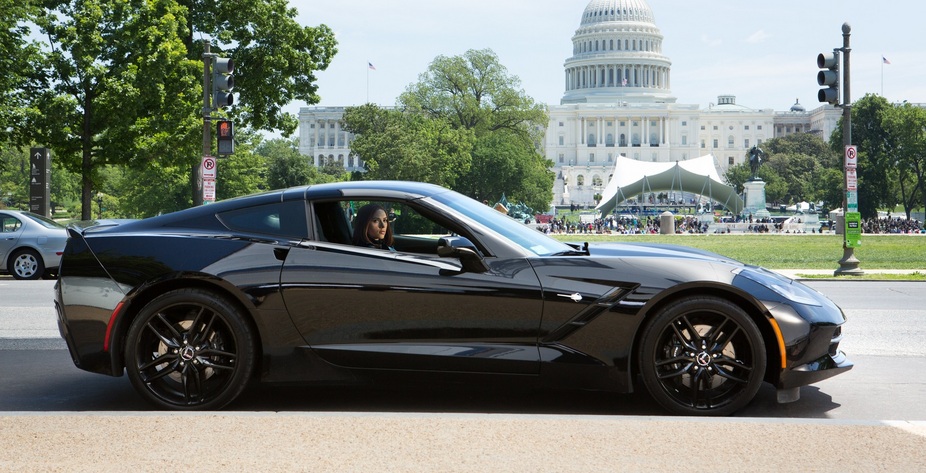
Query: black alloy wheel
125 289 257 410
639 296 766 416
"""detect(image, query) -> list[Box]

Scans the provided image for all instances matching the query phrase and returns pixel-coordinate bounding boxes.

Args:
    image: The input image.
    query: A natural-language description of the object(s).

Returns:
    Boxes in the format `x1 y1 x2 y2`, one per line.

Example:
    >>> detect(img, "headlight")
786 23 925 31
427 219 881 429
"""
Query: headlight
738 269 823 307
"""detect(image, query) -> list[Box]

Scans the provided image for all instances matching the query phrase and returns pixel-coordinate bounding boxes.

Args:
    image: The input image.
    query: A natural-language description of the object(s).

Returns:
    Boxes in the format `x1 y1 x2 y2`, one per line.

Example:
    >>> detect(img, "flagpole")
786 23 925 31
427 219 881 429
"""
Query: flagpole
881 56 883 96
366 62 369 104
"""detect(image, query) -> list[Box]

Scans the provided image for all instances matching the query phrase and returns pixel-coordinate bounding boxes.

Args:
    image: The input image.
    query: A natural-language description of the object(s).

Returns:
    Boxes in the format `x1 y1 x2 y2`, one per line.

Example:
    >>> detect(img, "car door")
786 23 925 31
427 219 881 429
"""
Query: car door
279 199 544 375
0 213 23 269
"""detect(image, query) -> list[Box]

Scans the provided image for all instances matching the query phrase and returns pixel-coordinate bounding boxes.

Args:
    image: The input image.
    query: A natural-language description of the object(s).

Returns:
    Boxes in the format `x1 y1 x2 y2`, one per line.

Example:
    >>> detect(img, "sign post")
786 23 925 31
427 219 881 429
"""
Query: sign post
29 148 51 217
833 24 863 276
202 155 217 203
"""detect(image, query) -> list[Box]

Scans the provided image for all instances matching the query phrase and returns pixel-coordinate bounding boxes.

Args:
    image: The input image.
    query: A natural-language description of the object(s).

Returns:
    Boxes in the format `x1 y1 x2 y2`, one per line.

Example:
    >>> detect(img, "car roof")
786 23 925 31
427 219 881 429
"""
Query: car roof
85 181 453 234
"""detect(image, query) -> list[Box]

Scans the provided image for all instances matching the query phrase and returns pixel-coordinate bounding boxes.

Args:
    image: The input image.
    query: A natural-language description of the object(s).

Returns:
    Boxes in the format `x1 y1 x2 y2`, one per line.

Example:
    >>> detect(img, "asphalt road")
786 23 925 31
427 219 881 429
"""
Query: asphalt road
1 278 925 471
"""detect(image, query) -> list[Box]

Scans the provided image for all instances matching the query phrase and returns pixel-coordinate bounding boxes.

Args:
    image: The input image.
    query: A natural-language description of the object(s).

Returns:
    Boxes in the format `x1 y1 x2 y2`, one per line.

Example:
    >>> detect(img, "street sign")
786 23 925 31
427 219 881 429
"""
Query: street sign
846 167 857 191
845 145 857 169
203 178 216 202
29 148 51 216
845 211 861 248
202 155 217 179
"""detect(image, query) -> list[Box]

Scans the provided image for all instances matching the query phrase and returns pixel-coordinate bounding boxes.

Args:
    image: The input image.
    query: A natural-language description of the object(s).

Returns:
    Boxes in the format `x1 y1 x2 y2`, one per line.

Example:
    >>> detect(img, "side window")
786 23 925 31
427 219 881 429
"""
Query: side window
313 199 466 255
217 201 307 238
1 216 22 233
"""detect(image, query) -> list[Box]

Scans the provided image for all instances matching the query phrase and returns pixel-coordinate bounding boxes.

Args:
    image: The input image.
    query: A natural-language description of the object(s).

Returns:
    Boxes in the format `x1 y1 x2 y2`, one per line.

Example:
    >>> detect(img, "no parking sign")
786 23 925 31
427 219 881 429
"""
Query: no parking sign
844 145 857 169
202 155 217 179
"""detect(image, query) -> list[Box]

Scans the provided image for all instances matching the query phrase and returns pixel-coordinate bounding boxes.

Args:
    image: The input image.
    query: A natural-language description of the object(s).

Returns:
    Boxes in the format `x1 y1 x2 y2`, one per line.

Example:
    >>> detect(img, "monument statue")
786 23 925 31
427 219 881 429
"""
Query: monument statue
742 145 770 219
747 146 765 180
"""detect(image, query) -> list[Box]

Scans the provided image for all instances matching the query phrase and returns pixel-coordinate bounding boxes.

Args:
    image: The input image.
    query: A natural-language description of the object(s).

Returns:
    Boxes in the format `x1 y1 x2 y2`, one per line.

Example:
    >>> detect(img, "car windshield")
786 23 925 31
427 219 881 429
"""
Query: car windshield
21 212 66 229
431 190 573 256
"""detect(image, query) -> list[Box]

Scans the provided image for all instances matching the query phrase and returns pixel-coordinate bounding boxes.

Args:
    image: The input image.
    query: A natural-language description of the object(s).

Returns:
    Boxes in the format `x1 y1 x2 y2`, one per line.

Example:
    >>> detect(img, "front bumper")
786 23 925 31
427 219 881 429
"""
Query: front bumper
778 349 853 390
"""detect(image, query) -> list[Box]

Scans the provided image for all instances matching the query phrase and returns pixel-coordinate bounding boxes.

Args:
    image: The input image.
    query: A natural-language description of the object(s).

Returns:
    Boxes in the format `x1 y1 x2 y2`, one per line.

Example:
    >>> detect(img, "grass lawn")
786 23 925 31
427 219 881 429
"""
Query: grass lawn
549 233 926 270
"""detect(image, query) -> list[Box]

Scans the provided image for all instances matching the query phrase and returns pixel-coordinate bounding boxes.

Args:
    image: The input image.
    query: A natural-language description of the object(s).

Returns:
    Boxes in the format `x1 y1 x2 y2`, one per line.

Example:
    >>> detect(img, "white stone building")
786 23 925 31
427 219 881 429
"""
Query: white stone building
298 0 841 209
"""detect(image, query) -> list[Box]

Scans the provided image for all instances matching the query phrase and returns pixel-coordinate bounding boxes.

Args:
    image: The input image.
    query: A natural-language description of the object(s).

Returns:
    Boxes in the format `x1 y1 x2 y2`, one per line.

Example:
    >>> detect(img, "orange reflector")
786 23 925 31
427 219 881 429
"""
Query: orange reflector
768 317 787 369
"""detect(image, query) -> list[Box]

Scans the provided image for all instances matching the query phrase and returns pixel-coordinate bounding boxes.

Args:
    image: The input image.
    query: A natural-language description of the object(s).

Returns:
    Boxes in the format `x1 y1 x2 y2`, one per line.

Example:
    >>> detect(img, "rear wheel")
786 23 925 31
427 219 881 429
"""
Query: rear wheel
10 249 43 280
125 289 257 410
639 296 766 416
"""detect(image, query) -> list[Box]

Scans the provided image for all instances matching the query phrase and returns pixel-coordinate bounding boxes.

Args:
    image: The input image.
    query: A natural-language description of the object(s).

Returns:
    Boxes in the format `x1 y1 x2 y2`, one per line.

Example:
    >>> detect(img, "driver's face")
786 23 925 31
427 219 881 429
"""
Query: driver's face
366 209 388 241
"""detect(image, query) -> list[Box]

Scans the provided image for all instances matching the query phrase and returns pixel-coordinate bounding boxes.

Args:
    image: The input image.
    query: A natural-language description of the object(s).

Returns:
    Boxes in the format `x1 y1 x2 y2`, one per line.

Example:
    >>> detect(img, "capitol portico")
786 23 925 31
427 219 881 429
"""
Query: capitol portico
298 0 841 210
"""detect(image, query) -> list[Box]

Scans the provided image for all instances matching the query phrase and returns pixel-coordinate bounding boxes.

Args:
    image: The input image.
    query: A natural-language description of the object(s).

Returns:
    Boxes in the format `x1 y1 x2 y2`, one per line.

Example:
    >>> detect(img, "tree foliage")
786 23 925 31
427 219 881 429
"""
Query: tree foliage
341 104 475 189
723 133 841 211
32 0 204 218
881 103 926 219
258 136 340 189
830 94 894 219
181 0 337 134
16 0 335 218
343 50 553 211
0 0 45 146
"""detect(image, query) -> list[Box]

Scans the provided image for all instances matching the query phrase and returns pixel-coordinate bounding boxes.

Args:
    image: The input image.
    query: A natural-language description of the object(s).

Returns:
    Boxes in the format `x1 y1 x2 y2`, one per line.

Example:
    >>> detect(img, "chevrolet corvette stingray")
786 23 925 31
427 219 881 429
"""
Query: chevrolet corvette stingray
54 181 852 414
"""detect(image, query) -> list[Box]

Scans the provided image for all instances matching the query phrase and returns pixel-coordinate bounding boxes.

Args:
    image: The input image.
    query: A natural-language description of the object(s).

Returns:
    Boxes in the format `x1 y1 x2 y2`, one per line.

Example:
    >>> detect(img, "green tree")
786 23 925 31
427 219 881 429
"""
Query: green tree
761 133 839 207
258 136 338 189
830 94 894 219
398 49 552 210
0 0 45 146
341 104 475 188
214 135 267 200
28 0 336 219
723 162 787 206
33 0 200 219
881 103 926 219
179 0 337 134
463 131 554 211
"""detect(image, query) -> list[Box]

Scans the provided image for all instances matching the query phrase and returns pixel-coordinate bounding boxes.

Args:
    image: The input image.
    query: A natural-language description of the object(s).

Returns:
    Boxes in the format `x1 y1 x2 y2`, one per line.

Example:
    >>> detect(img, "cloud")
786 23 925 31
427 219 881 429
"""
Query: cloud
746 29 771 44
700 34 722 47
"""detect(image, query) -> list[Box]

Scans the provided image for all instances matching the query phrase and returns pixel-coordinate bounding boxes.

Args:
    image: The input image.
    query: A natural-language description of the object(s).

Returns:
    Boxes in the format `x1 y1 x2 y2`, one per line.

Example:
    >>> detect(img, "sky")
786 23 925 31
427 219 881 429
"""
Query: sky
286 0 924 117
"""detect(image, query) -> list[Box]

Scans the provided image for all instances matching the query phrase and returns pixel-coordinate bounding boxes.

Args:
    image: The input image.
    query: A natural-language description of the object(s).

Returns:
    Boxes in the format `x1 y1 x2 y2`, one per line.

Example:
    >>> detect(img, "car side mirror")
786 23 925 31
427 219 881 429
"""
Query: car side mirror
437 236 489 273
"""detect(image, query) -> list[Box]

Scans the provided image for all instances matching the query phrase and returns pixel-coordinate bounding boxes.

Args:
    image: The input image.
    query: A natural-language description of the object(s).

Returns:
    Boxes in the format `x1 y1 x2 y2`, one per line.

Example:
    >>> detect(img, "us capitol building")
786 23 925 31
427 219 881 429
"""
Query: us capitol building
298 0 841 208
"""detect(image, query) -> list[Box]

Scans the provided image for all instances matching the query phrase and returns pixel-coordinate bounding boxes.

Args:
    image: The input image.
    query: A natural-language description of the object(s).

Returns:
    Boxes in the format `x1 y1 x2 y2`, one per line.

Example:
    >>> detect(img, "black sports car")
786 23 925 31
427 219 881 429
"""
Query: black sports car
54 181 852 415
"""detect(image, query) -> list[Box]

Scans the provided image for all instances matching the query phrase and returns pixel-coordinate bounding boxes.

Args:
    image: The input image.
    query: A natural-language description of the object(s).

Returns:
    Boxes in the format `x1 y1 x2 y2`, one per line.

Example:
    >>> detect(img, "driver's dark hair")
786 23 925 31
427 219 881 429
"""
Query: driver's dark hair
351 203 394 247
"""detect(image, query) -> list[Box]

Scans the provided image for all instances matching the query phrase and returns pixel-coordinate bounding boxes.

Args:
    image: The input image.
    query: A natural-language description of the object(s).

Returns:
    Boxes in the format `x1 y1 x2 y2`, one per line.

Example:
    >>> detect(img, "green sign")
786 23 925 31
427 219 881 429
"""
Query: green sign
845 212 861 248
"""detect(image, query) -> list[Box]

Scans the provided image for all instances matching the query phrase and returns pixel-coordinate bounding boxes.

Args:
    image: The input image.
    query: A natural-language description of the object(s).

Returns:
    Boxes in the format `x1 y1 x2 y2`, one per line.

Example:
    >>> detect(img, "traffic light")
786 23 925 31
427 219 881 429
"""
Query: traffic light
816 51 840 105
216 119 234 155
212 57 235 109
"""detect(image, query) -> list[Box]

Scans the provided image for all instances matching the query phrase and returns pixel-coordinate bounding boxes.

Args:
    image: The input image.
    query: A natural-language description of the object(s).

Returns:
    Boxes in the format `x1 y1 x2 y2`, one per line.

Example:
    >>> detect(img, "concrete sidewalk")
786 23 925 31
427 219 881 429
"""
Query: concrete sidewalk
0 412 924 472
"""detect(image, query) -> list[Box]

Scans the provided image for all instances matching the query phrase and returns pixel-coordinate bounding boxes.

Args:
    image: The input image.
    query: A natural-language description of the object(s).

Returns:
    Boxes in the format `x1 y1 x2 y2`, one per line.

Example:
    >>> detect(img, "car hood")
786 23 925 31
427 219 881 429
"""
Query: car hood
585 242 743 266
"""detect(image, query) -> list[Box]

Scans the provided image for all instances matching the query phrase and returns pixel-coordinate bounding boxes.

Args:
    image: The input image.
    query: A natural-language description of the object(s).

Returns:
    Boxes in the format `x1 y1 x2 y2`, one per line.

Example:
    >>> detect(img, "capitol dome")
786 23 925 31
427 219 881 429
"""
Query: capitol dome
580 0 655 25
562 0 675 104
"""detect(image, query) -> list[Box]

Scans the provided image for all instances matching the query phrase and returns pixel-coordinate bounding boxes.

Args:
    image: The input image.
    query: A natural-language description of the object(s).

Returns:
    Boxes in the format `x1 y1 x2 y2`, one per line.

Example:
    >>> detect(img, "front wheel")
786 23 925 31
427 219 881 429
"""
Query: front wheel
639 296 766 416
125 289 257 410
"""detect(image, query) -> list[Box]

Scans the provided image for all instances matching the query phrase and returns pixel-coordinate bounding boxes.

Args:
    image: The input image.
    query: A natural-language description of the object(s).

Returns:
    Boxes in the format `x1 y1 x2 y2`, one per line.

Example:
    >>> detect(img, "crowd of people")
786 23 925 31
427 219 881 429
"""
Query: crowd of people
862 217 924 234
538 214 710 235
535 213 924 235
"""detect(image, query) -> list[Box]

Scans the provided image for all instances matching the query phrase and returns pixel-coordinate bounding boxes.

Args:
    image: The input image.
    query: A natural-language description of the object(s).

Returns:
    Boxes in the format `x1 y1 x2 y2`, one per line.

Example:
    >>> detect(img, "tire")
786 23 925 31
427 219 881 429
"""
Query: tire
638 296 766 416
125 289 257 410
9 249 44 280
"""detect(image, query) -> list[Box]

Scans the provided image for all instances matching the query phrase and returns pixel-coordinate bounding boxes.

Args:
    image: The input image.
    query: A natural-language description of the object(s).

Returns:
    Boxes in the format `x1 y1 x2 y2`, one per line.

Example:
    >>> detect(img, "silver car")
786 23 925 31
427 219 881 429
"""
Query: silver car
0 210 68 280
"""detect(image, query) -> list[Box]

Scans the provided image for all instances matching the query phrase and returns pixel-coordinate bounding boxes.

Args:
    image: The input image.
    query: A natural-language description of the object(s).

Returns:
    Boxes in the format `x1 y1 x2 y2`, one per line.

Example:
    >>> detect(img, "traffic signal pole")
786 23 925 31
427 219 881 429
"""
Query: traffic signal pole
196 41 211 207
835 23 863 276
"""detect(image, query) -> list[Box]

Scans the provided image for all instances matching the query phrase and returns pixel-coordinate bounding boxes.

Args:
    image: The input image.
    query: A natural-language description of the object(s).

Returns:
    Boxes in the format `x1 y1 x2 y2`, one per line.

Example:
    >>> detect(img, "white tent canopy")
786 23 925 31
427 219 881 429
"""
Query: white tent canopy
595 154 744 216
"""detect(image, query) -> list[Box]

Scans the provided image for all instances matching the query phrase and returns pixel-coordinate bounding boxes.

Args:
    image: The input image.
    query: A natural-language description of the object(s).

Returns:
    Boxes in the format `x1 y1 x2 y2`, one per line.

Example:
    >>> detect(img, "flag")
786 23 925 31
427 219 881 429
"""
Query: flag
368 62 376 70
882 56 891 65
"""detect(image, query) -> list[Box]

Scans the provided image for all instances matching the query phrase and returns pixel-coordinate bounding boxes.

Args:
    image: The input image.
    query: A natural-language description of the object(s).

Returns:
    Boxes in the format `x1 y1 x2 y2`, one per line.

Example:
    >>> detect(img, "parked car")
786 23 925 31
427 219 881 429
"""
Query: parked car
0 210 67 280
54 181 852 415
